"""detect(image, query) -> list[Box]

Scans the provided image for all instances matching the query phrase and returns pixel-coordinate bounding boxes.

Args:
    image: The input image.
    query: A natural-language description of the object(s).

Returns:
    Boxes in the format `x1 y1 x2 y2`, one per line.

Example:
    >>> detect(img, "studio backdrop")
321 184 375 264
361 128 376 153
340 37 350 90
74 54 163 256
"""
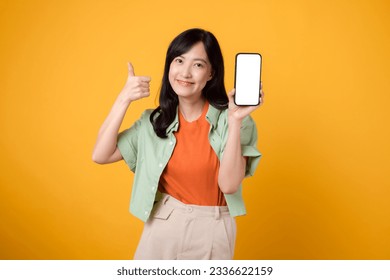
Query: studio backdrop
1 0 389 259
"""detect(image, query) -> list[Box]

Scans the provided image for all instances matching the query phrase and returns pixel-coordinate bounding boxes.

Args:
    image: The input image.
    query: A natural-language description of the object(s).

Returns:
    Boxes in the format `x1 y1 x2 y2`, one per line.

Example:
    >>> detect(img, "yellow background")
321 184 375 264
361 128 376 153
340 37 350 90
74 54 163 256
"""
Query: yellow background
1 0 389 259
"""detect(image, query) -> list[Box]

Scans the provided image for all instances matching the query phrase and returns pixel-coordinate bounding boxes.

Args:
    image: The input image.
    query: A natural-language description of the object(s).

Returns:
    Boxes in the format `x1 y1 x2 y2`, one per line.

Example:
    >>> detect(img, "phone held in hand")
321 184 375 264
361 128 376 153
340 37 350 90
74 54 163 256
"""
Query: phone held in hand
234 53 262 106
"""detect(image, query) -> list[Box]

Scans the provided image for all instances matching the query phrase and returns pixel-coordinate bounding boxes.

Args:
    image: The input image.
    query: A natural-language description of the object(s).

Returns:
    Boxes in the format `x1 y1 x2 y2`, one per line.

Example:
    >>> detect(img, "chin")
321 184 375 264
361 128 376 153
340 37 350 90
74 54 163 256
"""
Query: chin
173 87 193 96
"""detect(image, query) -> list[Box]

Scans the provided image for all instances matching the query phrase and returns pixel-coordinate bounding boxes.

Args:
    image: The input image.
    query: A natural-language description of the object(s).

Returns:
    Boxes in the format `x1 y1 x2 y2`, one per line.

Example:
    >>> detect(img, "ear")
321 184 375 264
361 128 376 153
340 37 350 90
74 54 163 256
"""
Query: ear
208 70 214 81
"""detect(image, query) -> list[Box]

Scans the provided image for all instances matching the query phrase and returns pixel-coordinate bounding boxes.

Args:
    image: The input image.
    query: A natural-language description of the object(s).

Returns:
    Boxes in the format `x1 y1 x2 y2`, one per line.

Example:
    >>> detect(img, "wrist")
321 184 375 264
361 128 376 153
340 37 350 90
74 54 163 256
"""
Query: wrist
228 107 247 122
116 92 132 107
228 115 242 130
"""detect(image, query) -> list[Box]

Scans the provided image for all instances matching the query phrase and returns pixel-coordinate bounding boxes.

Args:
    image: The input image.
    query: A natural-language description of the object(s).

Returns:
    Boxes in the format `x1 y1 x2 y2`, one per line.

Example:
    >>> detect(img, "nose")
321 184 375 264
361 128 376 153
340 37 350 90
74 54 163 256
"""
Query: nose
181 64 192 78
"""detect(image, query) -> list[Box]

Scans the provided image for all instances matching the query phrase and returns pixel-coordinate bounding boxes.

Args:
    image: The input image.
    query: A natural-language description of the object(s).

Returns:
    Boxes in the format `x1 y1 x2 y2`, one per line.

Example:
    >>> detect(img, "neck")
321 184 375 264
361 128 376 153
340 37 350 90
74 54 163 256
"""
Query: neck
178 97 206 122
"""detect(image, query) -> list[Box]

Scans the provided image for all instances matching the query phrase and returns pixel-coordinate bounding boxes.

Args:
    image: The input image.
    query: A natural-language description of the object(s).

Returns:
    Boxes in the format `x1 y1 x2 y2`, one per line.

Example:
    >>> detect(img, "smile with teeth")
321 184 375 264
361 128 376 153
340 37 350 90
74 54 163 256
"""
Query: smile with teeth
177 79 194 87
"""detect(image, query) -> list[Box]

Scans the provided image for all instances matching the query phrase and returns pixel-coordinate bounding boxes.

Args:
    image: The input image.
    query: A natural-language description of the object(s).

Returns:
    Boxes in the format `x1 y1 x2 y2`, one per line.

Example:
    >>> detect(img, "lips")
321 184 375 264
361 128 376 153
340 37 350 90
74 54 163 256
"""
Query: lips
176 79 194 87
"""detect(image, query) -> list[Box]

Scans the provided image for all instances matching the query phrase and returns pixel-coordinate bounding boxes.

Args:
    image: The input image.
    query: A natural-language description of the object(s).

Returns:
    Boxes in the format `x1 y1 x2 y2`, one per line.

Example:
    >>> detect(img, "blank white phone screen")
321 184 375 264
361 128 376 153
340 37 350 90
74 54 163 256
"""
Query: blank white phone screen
234 53 261 106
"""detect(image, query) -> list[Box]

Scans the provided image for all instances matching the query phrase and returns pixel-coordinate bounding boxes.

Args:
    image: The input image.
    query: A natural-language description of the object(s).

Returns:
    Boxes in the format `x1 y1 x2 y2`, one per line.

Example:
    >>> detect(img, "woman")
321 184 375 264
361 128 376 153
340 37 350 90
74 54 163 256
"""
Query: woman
92 28 263 259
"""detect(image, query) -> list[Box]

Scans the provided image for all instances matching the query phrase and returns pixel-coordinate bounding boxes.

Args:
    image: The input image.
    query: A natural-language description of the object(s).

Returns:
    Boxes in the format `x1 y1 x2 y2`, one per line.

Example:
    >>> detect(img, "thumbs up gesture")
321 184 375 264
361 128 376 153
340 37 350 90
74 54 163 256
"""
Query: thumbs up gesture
119 62 151 103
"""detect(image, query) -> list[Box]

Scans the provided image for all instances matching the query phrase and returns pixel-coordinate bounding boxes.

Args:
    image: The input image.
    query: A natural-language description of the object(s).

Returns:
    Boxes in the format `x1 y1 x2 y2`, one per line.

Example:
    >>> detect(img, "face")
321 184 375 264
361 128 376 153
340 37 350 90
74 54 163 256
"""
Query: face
168 42 213 101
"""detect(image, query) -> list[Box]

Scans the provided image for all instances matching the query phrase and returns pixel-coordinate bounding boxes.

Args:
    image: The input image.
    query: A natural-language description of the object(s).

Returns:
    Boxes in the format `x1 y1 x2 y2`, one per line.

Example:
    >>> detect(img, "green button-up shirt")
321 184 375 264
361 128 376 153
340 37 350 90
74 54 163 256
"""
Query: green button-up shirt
117 104 261 222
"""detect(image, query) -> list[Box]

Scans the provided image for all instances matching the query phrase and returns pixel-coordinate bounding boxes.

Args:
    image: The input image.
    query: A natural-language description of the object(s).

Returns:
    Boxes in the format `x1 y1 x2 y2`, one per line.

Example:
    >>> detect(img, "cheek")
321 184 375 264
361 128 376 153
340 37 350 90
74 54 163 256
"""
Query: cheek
168 65 176 85
198 72 212 85
197 67 212 81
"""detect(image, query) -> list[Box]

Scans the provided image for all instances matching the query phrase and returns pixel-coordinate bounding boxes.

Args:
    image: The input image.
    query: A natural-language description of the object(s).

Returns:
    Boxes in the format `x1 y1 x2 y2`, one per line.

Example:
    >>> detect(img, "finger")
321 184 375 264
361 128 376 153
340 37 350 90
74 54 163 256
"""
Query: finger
139 84 150 93
139 81 150 88
134 86 150 96
133 76 151 85
260 89 265 104
140 89 151 98
140 76 151 82
227 88 235 102
127 62 135 77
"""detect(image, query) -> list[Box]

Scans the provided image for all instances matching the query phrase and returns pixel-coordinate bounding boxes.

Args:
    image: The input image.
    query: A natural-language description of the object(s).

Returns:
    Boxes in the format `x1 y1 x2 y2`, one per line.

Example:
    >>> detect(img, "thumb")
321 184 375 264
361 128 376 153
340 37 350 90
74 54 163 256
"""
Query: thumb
227 88 235 102
127 62 135 77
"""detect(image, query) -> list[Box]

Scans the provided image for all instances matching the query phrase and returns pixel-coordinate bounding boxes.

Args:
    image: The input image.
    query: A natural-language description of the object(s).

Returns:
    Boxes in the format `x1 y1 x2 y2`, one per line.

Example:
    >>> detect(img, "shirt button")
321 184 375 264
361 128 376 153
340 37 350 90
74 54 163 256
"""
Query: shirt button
144 210 149 216
158 163 163 168
151 186 156 191
186 206 193 213
169 141 173 145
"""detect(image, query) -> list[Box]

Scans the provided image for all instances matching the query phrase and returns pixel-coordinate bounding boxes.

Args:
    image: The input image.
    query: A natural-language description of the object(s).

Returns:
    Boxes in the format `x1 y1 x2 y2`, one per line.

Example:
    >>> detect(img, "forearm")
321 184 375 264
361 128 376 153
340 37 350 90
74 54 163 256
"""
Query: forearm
92 97 130 164
92 63 151 164
218 118 246 194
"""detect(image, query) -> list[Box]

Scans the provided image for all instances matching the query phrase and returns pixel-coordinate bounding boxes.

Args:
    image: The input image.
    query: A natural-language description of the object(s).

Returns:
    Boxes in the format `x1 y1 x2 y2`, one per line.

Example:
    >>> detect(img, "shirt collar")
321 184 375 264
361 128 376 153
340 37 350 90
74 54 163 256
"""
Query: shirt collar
166 106 179 134
166 102 223 134
206 103 222 128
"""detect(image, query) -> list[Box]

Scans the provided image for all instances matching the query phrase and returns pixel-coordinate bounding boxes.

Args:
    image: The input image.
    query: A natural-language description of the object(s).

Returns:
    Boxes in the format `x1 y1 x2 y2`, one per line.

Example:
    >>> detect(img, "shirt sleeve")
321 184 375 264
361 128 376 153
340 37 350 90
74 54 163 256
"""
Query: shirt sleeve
240 115 262 177
117 116 143 173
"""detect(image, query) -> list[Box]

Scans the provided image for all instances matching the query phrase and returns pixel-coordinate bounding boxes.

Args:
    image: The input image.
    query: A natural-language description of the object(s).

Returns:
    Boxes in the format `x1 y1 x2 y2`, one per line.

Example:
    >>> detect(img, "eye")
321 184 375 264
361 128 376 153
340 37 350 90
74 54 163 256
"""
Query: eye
194 63 204 68
174 58 183 64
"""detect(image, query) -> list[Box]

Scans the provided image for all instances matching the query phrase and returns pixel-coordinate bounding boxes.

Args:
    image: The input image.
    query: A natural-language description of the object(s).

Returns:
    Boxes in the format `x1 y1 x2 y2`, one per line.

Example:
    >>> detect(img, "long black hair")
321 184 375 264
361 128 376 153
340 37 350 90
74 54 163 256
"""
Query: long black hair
150 28 228 138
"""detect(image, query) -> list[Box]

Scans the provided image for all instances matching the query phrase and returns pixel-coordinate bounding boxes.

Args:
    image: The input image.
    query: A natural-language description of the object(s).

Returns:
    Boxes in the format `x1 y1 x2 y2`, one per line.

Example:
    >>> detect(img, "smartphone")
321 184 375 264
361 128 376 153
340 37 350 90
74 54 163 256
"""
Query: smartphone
234 53 262 106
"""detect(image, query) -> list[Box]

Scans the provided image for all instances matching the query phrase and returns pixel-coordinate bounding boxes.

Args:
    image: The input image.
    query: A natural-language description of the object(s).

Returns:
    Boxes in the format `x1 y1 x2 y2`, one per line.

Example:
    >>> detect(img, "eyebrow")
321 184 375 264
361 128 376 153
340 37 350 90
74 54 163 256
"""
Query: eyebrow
178 55 209 65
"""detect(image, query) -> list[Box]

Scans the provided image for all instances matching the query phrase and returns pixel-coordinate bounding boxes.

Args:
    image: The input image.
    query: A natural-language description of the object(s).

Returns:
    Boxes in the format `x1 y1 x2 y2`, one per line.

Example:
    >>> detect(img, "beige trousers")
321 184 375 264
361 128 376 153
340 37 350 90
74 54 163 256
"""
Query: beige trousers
134 194 237 260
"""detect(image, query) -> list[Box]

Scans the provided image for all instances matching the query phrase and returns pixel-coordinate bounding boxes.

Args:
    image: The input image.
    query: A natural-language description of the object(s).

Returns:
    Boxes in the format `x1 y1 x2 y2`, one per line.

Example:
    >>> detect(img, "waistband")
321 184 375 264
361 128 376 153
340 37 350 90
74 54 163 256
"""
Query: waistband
159 193 230 219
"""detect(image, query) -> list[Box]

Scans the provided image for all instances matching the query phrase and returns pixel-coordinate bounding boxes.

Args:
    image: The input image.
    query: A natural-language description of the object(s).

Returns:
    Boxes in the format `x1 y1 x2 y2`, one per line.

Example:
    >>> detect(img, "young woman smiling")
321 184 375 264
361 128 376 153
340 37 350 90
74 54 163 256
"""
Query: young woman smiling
92 28 263 259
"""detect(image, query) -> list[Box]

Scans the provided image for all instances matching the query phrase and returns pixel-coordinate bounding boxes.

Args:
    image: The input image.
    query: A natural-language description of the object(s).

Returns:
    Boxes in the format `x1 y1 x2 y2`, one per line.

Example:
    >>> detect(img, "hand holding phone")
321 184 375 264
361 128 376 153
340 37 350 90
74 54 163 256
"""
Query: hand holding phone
234 53 262 106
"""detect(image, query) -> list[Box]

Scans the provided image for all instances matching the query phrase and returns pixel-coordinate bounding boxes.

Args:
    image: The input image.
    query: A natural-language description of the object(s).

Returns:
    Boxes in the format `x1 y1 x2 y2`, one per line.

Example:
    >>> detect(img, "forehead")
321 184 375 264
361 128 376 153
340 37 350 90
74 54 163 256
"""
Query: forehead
179 42 210 62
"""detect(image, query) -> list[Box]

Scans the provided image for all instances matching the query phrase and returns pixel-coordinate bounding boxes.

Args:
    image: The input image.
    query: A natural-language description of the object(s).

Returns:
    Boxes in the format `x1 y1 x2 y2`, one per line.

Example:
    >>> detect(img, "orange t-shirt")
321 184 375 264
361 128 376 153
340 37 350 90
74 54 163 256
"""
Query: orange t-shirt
158 102 227 206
